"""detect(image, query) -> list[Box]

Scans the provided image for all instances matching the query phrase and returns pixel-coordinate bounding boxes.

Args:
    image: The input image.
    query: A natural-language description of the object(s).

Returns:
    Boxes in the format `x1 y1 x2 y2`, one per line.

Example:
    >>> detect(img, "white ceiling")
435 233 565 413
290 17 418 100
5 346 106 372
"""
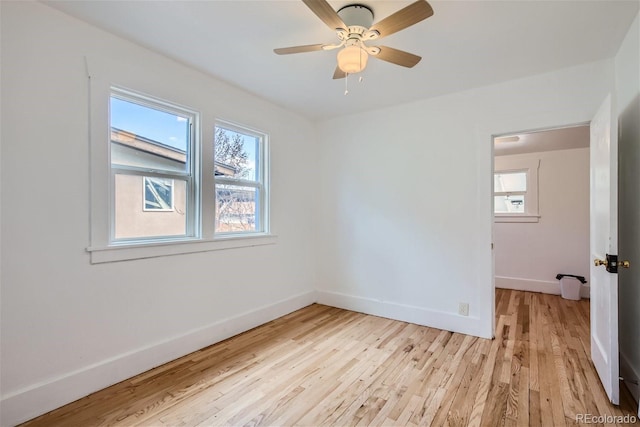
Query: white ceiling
44 0 639 121
494 125 590 156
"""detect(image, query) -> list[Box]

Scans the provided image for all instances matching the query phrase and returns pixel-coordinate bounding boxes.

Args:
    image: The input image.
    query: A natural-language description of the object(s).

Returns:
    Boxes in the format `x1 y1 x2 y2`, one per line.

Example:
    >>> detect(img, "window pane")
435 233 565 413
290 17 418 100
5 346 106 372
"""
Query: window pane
214 126 258 181
144 177 173 211
494 172 527 192
494 195 525 213
114 174 187 239
215 184 258 233
110 96 189 173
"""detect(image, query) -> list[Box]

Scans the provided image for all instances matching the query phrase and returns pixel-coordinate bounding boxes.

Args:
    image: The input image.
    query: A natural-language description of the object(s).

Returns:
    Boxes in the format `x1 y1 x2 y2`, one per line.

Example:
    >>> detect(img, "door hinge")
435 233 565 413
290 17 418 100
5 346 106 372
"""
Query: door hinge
620 376 639 385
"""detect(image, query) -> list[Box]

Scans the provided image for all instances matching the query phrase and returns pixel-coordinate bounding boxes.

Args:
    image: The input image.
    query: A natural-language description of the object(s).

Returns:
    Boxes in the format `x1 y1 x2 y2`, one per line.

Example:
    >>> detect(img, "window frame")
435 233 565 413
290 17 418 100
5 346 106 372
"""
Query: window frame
213 120 269 237
86 71 275 264
109 88 199 244
493 159 540 223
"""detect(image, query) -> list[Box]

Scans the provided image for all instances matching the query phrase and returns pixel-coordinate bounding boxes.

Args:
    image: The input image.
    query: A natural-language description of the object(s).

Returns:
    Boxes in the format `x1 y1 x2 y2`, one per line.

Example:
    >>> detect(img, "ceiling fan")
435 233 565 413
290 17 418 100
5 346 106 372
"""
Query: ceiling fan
274 0 434 79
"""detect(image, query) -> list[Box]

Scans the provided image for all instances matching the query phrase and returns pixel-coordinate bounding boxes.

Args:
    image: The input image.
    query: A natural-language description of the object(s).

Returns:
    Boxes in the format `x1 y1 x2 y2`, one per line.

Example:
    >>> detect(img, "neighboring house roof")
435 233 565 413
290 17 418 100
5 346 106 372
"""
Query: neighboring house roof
111 128 186 163
110 127 237 176
214 162 237 177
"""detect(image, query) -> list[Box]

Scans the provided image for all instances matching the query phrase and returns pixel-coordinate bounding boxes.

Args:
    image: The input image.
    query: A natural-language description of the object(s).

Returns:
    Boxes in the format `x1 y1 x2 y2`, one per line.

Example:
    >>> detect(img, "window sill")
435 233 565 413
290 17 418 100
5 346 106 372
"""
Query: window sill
87 234 277 264
494 215 540 223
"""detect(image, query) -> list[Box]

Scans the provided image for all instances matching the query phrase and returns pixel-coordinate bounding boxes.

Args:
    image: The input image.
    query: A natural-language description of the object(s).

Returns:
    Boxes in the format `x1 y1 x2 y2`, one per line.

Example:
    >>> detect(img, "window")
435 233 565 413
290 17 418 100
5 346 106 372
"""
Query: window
214 123 267 234
143 177 174 211
493 159 540 223
494 171 526 214
88 82 274 263
110 89 196 241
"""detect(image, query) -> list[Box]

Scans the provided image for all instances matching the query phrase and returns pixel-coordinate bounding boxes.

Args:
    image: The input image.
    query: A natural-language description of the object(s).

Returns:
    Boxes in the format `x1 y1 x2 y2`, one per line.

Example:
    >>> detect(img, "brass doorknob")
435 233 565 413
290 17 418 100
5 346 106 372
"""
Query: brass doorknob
594 258 608 267
620 260 630 268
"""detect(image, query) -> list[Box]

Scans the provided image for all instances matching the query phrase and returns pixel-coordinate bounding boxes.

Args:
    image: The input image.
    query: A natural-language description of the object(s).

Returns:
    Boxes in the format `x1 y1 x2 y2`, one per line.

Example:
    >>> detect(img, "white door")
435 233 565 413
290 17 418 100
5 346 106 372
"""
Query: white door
590 94 619 405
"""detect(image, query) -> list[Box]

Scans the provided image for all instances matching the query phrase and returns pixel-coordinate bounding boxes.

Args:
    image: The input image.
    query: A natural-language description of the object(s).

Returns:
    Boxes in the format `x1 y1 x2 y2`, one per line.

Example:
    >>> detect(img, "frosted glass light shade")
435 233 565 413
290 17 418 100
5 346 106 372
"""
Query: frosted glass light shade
337 46 368 74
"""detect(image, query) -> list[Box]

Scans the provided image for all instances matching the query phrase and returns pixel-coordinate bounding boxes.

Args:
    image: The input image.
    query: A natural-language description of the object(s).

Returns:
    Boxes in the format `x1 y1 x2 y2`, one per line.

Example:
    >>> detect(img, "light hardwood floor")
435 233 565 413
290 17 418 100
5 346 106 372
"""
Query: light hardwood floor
22 289 638 426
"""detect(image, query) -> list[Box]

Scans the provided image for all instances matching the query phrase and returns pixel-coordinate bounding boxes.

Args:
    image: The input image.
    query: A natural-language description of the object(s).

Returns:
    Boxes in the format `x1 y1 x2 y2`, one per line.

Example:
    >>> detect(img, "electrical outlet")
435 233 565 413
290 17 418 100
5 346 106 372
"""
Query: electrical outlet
458 303 469 316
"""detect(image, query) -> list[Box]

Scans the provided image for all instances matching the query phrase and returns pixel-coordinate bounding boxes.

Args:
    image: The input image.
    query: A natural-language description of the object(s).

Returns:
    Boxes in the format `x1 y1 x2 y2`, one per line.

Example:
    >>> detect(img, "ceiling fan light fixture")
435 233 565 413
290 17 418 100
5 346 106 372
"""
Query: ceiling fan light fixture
337 45 368 74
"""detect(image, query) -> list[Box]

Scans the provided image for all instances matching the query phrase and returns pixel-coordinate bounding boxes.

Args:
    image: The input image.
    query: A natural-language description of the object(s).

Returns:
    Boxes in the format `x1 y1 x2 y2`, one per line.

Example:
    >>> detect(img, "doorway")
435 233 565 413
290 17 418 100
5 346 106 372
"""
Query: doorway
492 125 591 298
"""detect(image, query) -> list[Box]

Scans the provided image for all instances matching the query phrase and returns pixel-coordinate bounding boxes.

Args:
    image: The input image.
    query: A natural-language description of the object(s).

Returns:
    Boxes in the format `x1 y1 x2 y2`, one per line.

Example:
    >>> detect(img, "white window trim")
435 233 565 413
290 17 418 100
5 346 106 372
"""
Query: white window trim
213 120 270 238
494 215 540 223
87 235 277 264
86 57 275 264
494 159 540 223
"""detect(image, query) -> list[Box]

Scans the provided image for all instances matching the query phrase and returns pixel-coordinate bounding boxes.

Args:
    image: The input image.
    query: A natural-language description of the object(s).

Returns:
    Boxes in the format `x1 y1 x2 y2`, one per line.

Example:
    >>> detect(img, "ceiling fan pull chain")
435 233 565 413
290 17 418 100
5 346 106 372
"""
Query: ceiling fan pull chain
359 76 363 83
344 73 349 95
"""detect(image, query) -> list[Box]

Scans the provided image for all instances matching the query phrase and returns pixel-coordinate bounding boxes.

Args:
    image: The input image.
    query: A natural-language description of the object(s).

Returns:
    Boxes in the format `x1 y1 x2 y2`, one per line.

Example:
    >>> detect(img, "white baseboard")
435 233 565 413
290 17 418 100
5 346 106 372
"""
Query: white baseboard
495 276 591 299
0 291 317 427
620 351 640 411
316 290 489 339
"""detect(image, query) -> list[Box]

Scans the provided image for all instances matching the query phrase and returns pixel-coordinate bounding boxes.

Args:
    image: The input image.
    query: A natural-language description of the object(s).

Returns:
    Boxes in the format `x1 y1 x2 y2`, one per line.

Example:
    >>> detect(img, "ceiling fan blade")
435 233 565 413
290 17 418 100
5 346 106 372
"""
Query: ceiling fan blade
374 46 422 68
302 0 347 31
333 66 347 79
369 0 434 39
274 44 325 55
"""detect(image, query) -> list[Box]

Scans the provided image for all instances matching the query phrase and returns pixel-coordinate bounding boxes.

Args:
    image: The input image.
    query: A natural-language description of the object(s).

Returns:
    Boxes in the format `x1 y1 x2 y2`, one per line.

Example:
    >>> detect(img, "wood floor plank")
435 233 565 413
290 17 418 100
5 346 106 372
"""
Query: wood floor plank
444 350 487 426
427 336 481 426
21 293 639 427
466 314 507 427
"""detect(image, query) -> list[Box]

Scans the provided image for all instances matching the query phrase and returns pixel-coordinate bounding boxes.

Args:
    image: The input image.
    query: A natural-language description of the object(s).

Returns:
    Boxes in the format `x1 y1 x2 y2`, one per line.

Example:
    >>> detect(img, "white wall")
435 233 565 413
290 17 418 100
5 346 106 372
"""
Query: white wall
494 148 590 297
615 11 640 408
0 2 318 425
316 60 614 340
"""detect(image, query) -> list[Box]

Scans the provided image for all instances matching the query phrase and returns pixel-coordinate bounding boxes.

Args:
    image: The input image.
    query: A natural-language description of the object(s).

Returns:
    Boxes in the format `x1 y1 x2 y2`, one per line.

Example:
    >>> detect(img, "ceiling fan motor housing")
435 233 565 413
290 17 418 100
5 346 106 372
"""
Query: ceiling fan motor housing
337 4 374 30
336 4 379 46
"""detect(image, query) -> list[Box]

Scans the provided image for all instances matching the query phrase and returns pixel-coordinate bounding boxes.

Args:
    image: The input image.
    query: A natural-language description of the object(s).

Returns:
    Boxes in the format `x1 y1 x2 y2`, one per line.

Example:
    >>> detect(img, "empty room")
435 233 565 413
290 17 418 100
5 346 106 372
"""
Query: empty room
1 0 639 426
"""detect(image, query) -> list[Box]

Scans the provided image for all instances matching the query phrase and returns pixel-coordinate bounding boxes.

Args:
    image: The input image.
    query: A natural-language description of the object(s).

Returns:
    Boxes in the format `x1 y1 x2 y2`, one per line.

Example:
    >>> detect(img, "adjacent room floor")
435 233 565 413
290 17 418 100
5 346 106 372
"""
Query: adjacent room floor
22 289 638 426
